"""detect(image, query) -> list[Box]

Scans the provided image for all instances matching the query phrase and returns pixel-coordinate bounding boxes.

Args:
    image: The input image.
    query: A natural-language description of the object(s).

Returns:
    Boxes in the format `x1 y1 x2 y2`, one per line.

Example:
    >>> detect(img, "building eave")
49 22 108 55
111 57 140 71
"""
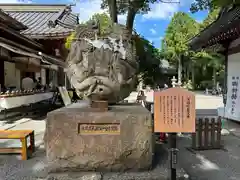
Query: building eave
24 31 73 40
189 5 240 51
0 37 66 68
0 22 44 51
0 9 27 30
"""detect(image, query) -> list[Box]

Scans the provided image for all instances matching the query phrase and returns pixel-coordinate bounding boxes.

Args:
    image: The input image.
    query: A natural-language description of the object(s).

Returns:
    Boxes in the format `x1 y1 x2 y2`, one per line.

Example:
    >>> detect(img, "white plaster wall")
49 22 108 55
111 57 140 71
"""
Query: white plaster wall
228 53 240 76
225 53 240 121
4 61 20 89
229 37 240 49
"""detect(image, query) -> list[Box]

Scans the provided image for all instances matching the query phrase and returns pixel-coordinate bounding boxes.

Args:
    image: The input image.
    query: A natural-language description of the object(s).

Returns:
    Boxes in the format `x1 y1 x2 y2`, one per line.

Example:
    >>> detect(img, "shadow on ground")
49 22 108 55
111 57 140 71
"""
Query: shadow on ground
0 102 63 124
178 134 240 180
0 141 188 180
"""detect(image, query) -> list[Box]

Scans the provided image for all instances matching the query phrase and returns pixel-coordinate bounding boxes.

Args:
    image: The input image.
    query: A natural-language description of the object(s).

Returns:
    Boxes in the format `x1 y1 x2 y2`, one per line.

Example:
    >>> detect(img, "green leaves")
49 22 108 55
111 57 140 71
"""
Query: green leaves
89 12 112 35
135 35 163 86
190 0 236 13
160 9 225 89
64 13 112 49
200 8 220 30
162 12 200 63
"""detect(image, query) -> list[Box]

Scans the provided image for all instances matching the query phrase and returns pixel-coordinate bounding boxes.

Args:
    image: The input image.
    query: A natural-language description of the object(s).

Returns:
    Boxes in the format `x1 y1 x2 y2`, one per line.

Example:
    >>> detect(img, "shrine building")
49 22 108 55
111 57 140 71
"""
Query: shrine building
0 4 79 88
0 8 65 91
189 5 240 121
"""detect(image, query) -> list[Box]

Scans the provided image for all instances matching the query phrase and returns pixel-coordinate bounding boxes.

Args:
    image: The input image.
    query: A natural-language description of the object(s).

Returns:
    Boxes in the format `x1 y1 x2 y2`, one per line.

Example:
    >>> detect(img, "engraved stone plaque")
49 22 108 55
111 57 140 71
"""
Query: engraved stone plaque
78 123 120 135
154 87 195 133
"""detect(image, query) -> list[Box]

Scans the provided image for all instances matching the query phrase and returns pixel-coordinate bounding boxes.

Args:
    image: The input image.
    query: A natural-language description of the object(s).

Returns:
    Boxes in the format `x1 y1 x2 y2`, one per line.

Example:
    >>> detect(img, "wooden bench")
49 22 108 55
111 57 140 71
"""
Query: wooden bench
0 130 35 160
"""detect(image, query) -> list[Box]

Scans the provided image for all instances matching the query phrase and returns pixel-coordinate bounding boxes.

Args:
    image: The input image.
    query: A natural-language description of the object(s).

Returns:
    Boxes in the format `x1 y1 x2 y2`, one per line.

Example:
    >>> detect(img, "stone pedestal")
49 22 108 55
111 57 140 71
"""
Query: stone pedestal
45 102 154 173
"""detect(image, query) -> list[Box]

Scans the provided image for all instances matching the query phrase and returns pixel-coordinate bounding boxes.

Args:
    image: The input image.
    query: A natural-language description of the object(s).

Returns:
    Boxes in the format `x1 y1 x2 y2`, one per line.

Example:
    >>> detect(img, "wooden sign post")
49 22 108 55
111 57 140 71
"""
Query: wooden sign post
154 87 195 180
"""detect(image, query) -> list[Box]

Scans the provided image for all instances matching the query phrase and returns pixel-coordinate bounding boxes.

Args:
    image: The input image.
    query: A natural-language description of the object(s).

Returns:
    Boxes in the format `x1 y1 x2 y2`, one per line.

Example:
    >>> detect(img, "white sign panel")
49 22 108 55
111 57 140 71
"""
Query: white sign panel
225 75 240 120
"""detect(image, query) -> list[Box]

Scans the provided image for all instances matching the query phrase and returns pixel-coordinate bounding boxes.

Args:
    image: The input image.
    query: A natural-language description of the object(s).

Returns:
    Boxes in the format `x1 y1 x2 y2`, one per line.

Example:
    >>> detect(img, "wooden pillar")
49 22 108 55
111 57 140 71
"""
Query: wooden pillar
223 42 229 107
57 67 64 86
0 60 4 91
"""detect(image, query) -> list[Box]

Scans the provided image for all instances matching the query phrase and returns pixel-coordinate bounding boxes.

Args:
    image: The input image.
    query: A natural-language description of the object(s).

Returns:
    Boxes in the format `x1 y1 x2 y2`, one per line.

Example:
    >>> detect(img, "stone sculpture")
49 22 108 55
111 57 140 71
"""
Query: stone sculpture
45 22 154 175
66 21 138 103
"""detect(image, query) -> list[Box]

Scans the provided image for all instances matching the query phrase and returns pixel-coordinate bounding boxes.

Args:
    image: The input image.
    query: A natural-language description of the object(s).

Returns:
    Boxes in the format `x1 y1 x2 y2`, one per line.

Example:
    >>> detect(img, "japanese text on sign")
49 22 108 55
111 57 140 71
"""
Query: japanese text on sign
231 76 239 115
154 88 195 133
78 123 120 135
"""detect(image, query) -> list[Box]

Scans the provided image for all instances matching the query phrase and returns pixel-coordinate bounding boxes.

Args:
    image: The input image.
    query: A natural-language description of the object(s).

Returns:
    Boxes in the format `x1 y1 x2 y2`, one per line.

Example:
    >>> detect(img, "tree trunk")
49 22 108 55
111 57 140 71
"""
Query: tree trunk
213 67 216 88
191 63 195 89
178 55 182 85
126 7 137 31
107 0 118 23
186 62 190 80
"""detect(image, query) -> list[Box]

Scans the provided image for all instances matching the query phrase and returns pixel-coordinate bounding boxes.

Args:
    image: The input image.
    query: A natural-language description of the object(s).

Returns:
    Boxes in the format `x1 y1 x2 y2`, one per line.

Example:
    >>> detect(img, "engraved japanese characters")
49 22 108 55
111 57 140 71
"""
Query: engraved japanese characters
154 88 195 133
66 22 138 103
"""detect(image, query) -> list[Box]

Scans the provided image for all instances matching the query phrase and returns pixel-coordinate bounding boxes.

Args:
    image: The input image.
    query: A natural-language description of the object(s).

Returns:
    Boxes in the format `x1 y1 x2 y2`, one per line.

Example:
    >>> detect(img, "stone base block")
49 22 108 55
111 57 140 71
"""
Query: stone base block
45 102 154 172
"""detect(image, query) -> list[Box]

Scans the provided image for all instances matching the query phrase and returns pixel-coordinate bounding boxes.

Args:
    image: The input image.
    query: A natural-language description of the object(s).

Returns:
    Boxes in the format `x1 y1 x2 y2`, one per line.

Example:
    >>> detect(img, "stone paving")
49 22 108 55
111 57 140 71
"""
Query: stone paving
178 120 240 180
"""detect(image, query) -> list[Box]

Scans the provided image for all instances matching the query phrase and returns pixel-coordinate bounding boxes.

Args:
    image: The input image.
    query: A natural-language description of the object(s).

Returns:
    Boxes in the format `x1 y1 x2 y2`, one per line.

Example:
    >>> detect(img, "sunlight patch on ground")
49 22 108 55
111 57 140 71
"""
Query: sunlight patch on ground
229 128 237 132
229 154 240 160
229 176 238 180
32 161 46 172
196 154 220 170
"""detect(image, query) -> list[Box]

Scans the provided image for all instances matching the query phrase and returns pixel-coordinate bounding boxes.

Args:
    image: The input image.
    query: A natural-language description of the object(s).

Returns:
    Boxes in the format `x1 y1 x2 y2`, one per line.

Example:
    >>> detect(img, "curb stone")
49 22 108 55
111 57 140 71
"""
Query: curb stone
46 171 189 180
46 172 102 180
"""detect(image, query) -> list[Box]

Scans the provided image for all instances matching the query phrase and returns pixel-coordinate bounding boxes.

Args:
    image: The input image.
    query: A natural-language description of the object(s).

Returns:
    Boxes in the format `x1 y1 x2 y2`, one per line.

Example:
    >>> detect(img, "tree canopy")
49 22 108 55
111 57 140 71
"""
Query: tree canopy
135 36 162 86
101 0 179 31
160 9 224 89
200 8 220 30
162 12 199 63
89 12 112 35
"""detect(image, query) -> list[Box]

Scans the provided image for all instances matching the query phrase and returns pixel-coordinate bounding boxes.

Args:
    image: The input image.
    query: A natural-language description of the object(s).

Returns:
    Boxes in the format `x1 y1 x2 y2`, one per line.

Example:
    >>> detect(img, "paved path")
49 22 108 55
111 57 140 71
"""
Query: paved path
126 91 224 109
178 120 240 180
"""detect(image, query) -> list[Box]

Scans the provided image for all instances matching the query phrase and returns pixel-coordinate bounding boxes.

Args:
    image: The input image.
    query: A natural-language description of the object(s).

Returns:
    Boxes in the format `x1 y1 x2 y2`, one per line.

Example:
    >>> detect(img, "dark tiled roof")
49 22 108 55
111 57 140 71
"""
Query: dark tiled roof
0 9 27 31
189 5 240 50
0 4 79 39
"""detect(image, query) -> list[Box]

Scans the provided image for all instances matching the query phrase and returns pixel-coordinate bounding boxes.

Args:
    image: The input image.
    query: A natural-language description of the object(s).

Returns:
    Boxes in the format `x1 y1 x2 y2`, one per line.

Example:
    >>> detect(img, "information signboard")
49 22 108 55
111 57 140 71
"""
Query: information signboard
154 87 195 133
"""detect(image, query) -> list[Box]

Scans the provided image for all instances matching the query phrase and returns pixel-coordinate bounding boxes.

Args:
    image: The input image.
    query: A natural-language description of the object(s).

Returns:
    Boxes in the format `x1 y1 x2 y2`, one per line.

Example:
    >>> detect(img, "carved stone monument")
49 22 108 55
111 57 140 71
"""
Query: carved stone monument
45 103 153 173
45 22 153 177
65 22 138 103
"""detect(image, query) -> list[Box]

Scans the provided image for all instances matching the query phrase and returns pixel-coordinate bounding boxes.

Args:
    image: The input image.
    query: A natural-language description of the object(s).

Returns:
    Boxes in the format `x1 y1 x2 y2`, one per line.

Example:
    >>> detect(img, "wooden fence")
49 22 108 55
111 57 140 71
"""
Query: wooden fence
192 117 222 150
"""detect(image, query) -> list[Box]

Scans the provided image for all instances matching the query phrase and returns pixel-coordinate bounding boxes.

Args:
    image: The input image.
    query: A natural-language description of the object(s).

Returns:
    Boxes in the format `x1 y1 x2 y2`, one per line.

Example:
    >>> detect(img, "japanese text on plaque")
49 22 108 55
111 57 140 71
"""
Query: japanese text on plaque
154 88 195 133
78 123 120 134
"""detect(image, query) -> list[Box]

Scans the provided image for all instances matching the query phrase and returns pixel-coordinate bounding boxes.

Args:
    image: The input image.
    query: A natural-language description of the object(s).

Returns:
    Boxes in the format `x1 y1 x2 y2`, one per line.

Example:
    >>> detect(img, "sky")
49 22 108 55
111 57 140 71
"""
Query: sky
0 0 208 48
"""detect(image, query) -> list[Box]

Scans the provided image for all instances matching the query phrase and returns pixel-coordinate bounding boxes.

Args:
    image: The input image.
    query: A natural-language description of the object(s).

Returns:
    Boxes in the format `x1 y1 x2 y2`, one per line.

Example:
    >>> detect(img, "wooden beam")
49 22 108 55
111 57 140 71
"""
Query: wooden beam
0 22 43 50
0 37 38 54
